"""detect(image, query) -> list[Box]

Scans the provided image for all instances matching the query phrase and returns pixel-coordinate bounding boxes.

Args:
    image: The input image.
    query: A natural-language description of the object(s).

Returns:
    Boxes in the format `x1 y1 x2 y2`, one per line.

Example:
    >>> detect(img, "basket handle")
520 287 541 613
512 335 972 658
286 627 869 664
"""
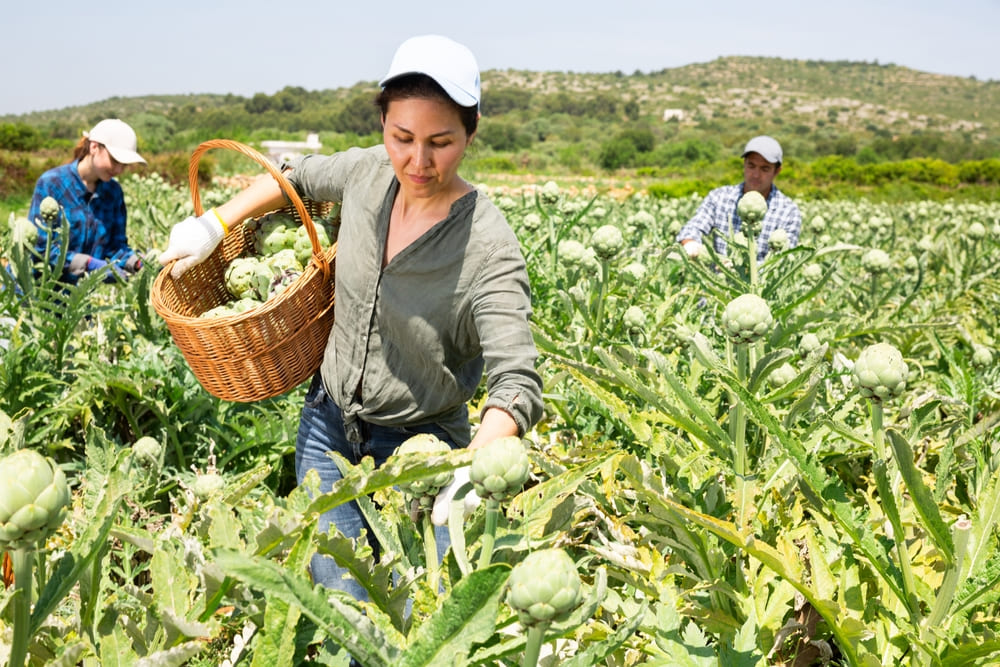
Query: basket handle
188 139 330 278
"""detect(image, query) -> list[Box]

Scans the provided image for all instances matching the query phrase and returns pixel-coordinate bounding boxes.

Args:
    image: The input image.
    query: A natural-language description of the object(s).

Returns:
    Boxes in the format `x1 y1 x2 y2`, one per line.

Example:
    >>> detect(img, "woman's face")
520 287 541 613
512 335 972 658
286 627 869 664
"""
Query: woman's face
89 142 126 181
382 96 474 200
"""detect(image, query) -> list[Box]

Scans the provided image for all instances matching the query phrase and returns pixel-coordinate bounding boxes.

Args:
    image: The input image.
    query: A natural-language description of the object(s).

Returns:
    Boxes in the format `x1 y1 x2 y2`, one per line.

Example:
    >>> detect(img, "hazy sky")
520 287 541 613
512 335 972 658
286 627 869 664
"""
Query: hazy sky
3 0 997 116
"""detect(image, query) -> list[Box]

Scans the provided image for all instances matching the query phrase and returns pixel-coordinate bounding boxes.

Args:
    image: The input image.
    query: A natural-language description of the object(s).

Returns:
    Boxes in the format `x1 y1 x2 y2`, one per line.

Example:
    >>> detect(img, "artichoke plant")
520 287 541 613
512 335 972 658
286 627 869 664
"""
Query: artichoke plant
852 342 908 402
737 190 767 230
0 448 71 667
721 293 773 345
396 433 455 511
39 196 61 224
395 433 455 592
0 448 71 551
862 248 892 274
591 224 624 260
470 436 531 568
971 345 993 370
507 548 583 667
623 305 647 333
470 436 530 503
767 227 790 252
225 257 274 301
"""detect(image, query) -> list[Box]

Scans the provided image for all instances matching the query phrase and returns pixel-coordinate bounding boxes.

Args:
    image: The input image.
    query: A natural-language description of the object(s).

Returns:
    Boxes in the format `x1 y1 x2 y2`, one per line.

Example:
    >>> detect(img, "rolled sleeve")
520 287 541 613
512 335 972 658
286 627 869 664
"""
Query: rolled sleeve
473 243 544 435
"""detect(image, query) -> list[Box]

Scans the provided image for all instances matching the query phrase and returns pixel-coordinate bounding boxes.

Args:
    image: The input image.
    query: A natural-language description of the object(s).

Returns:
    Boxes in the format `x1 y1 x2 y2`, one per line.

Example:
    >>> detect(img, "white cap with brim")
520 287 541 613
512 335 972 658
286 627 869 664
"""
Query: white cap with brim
86 118 146 165
379 34 481 108
741 135 782 165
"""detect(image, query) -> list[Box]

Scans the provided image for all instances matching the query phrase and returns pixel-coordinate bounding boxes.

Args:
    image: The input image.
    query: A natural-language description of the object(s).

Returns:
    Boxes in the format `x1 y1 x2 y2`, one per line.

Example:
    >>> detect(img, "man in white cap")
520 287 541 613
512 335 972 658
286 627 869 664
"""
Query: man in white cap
677 135 801 260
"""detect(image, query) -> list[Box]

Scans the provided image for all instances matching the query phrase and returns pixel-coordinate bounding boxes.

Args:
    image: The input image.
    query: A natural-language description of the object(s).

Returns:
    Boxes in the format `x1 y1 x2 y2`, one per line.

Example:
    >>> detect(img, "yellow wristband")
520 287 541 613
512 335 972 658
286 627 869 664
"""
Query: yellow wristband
211 208 229 235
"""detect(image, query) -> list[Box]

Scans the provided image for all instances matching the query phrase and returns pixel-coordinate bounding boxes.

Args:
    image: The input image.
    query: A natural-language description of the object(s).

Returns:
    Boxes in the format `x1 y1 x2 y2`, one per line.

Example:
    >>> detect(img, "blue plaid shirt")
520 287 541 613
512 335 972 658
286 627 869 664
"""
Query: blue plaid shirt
28 161 137 283
676 183 801 260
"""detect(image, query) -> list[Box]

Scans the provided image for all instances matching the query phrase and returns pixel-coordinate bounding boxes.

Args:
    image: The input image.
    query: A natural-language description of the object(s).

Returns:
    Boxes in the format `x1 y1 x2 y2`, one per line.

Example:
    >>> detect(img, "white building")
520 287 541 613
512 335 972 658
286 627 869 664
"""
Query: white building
260 133 322 164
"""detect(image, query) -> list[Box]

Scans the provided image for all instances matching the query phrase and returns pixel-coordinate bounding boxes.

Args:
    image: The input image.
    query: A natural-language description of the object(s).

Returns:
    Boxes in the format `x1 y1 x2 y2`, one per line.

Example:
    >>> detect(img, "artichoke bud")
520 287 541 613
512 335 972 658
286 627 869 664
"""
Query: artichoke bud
191 472 225 499
852 342 908 401
737 191 767 230
861 248 891 274
591 224 624 260
470 436 531 502
131 436 162 468
39 196 61 224
507 548 583 627
0 449 71 550
971 345 993 370
395 433 454 508
721 293 773 345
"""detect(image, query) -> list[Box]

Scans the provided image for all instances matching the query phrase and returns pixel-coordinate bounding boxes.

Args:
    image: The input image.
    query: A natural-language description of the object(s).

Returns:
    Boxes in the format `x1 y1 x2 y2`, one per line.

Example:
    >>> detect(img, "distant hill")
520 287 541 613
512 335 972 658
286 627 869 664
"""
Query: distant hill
2 56 998 201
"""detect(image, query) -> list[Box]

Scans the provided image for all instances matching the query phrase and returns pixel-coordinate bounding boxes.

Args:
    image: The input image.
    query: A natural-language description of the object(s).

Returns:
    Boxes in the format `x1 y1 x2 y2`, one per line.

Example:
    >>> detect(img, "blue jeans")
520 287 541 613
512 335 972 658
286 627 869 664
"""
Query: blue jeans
295 373 456 601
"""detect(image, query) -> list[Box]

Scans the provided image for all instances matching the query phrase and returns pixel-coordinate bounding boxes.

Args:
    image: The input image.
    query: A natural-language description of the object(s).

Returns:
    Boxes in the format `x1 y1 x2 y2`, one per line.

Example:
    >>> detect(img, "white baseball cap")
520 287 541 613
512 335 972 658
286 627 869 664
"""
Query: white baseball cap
741 135 782 165
379 35 481 108
86 119 146 165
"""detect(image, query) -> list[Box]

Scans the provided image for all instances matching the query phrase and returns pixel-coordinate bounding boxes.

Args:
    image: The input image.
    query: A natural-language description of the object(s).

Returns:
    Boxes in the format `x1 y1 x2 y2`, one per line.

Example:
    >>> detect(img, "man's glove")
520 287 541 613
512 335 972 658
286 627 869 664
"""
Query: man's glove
431 466 480 526
683 240 703 258
158 209 227 278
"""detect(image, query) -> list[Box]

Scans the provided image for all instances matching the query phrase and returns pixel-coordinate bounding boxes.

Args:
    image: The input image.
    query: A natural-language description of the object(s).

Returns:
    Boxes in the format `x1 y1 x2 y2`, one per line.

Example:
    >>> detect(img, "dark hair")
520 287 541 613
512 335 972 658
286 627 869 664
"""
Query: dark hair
375 73 479 136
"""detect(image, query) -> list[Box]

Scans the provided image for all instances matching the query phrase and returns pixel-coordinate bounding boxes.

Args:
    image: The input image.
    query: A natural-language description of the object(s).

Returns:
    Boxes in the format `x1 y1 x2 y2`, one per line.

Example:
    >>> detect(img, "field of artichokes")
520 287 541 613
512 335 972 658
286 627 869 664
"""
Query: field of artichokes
0 170 997 666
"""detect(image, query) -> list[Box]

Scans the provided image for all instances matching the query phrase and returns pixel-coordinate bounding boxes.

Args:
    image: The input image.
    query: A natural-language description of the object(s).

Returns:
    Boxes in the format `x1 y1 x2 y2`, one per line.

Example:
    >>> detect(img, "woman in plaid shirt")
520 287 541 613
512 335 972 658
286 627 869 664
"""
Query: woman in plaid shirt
28 118 146 283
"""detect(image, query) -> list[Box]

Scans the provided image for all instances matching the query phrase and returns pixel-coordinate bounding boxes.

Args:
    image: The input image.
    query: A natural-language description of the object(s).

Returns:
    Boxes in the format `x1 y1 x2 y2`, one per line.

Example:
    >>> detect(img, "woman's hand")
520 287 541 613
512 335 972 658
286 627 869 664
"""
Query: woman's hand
157 209 227 278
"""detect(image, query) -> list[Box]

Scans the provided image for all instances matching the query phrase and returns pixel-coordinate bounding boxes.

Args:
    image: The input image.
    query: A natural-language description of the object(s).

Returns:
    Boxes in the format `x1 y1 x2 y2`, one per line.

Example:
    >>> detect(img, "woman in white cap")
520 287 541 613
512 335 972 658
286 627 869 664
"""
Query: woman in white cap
29 118 147 283
159 36 543 602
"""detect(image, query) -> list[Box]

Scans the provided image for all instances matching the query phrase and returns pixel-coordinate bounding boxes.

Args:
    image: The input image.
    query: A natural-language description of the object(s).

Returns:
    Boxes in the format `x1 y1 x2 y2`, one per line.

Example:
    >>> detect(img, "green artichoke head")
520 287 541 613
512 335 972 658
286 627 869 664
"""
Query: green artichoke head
470 436 530 502
591 224 624 260
265 248 303 274
11 217 38 247
861 248 892 274
507 548 583 627
294 224 331 266
971 345 993 370
558 239 587 268
798 332 823 358
767 228 790 252
131 436 162 468
192 472 226 499
967 222 987 241
225 257 274 301
0 449 71 550
623 305 647 333
395 433 454 507
39 196 61 224
737 190 767 229
852 342 908 401
722 293 774 345
254 214 298 255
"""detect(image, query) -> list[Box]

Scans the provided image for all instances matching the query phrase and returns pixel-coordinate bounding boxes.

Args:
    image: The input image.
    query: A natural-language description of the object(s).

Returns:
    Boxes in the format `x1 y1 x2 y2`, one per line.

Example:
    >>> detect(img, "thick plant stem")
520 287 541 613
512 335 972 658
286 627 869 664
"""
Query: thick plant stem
522 624 548 667
870 401 886 462
10 548 33 667
422 514 440 594
477 499 501 570
731 344 749 476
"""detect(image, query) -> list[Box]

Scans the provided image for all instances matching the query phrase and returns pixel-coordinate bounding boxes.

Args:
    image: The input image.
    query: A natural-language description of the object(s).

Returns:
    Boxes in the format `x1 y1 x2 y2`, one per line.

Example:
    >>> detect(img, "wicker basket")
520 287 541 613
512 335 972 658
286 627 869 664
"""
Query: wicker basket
150 139 337 402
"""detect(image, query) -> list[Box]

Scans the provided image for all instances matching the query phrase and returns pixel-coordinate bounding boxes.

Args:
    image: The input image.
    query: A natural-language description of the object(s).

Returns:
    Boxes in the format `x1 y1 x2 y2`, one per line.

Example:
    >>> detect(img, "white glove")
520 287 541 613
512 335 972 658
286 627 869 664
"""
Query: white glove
431 466 480 526
683 240 703 258
158 209 227 278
